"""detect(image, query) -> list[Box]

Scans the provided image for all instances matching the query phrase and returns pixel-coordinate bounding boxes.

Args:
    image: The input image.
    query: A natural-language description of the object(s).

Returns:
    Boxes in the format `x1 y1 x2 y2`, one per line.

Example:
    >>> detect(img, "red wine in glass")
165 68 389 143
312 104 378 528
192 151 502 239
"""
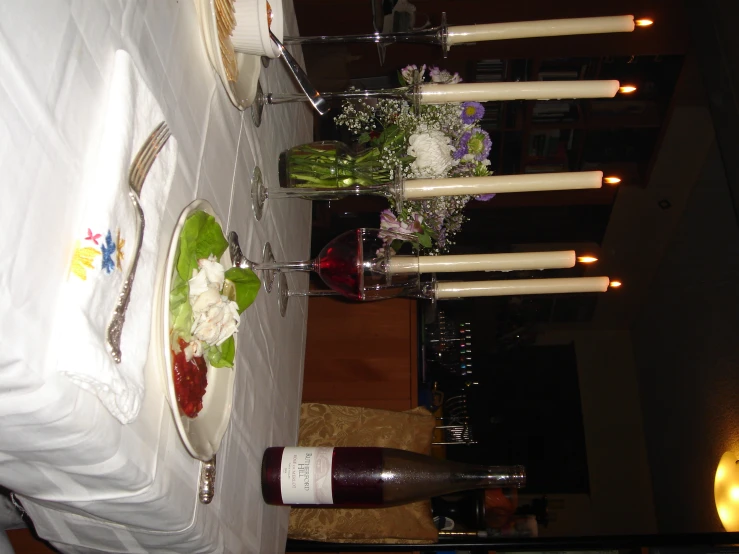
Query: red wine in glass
233 229 422 312
252 229 419 299
315 229 363 299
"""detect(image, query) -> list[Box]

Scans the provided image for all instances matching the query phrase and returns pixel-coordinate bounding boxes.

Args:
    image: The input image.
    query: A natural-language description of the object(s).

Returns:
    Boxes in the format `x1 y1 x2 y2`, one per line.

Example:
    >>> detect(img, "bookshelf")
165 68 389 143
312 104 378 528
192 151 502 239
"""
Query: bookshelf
472 55 683 186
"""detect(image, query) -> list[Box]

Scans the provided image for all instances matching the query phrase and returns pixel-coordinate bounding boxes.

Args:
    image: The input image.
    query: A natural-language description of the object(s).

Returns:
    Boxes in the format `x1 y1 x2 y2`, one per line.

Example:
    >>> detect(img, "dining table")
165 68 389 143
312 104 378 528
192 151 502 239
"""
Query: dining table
0 0 313 552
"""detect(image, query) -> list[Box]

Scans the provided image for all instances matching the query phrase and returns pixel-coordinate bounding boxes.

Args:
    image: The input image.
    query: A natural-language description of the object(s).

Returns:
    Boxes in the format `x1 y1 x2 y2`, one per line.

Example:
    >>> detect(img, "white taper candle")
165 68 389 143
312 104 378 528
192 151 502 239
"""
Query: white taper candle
387 251 576 274
446 16 636 45
419 81 620 103
435 276 610 298
403 171 604 199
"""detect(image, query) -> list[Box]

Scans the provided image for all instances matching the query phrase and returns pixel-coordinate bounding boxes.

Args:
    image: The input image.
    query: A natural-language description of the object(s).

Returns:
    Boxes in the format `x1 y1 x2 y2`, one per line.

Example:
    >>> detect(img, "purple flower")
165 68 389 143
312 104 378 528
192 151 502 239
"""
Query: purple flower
454 129 492 162
400 64 426 85
429 66 462 84
452 141 468 160
475 193 496 202
460 102 485 124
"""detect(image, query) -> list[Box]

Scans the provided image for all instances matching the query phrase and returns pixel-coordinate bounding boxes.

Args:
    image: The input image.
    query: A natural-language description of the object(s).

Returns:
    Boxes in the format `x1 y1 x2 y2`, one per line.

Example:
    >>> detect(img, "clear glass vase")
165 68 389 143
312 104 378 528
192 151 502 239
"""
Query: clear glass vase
278 141 393 189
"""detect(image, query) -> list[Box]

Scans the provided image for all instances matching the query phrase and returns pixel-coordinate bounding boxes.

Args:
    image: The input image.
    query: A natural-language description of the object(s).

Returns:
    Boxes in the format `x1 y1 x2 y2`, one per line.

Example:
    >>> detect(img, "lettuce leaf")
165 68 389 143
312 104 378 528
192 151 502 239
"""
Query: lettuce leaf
224 267 261 314
176 211 229 282
206 336 235 368
169 273 192 342
170 210 259 370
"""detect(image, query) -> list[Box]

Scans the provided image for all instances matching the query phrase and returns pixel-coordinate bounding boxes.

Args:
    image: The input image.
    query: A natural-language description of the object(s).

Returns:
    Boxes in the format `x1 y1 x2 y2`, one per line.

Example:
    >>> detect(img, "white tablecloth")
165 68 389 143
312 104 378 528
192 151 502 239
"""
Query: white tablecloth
0 0 312 552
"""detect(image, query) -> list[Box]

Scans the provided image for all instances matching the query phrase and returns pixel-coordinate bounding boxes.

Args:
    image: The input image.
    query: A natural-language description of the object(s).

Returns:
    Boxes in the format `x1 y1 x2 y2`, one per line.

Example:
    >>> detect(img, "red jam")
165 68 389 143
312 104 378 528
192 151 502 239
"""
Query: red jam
172 338 208 418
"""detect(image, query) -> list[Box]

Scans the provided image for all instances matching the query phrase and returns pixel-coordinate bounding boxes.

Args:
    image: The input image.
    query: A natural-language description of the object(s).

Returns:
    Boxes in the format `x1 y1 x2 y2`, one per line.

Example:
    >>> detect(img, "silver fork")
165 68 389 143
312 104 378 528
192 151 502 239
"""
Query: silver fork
106 122 172 363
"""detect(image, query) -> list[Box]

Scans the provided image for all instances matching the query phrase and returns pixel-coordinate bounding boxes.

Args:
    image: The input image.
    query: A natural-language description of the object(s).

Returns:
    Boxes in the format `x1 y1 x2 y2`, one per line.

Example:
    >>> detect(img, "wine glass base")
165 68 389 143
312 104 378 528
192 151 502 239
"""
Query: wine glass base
251 166 266 221
251 82 264 127
277 272 289 317
261 242 276 293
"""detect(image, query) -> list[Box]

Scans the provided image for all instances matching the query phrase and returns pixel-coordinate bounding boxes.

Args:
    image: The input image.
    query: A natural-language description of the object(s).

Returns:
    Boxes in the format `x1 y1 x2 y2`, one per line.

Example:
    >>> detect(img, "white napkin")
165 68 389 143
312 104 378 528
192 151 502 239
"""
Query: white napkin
54 50 177 424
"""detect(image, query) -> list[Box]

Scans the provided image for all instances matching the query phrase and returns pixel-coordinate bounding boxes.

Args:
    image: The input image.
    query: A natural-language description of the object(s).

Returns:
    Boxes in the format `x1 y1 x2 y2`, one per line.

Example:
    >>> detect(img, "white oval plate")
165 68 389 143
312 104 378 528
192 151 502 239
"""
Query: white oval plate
158 199 237 461
195 0 261 110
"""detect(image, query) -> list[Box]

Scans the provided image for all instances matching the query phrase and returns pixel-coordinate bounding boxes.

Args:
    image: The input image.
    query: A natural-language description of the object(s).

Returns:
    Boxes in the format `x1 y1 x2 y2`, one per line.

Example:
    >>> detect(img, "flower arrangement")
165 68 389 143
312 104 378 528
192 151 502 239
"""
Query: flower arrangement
334 64 495 252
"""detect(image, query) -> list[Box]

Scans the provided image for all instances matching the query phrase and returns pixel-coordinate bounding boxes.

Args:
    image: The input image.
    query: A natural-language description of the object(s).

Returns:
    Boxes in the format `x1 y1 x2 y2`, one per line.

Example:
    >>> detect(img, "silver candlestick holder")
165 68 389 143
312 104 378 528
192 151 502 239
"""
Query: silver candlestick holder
251 81 421 126
282 13 450 55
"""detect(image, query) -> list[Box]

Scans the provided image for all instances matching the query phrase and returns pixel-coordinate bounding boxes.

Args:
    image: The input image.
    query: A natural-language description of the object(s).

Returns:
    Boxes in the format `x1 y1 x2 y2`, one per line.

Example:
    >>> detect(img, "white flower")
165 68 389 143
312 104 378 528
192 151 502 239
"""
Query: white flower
191 293 240 347
407 131 455 178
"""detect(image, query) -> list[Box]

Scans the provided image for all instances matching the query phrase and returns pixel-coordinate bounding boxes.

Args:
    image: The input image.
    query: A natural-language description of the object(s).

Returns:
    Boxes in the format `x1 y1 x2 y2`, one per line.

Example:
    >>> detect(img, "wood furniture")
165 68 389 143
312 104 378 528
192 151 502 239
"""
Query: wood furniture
302 298 418 411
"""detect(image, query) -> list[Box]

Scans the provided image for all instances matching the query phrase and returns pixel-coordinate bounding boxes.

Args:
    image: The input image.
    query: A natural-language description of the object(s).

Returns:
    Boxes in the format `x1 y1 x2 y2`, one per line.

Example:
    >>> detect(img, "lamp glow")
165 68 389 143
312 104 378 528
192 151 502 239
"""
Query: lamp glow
636 19 654 26
619 85 637 94
715 451 739 531
719 506 733 525
609 280 622 288
578 256 598 264
604 176 621 184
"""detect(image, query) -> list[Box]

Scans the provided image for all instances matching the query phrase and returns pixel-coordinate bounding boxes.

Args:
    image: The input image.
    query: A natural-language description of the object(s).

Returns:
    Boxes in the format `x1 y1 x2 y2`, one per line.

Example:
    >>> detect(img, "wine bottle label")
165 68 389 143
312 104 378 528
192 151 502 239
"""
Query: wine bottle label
280 447 334 504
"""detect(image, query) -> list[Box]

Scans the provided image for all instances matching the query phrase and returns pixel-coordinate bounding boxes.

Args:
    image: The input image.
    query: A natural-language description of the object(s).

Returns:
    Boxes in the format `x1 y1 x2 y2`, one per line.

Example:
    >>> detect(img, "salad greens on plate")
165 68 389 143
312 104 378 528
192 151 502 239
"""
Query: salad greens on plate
169 211 260 368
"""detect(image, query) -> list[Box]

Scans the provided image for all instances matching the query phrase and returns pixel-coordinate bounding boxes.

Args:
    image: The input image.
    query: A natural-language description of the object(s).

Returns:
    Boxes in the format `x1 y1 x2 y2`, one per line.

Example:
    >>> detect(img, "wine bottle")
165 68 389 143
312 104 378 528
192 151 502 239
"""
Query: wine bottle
261 446 525 507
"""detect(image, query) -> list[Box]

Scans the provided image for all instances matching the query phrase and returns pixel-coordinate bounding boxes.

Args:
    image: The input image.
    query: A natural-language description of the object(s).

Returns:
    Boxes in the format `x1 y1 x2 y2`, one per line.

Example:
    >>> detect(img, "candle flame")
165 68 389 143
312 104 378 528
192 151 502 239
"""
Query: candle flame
610 280 623 288
604 176 621 184
636 19 654 26
619 85 637 94
578 256 598 264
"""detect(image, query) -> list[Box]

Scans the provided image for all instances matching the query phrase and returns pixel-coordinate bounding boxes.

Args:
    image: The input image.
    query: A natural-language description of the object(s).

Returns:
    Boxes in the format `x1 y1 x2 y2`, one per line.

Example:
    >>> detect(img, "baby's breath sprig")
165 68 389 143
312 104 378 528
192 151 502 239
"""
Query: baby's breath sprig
334 65 495 252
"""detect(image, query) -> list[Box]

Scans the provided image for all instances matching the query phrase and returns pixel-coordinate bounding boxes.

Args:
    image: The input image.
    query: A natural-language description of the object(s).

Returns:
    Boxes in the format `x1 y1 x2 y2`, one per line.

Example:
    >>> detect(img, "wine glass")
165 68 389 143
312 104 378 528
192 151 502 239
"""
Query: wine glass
229 228 421 311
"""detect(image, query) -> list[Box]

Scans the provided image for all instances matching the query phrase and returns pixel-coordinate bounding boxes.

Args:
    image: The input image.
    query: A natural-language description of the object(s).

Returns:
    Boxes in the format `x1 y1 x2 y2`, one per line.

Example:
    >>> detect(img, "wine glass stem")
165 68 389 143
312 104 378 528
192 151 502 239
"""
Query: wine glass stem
287 290 340 297
282 27 442 45
267 88 409 105
252 259 315 272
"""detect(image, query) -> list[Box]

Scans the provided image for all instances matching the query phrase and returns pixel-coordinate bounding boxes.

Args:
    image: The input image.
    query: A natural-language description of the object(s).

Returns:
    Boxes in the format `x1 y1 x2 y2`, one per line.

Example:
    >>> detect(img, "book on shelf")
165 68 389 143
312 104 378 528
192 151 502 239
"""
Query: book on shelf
524 164 568 173
480 103 500 128
477 74 504 82
533 101 573 114
525 130 568 173
589 100 650 116
538 70 579 81
528 130 562 158
532 101 577 124
475 59 505 82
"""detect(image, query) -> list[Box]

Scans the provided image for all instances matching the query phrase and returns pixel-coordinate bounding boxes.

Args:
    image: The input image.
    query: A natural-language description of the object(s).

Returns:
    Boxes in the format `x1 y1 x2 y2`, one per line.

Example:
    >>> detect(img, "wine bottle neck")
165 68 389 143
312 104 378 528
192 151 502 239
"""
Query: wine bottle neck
457 464 527 489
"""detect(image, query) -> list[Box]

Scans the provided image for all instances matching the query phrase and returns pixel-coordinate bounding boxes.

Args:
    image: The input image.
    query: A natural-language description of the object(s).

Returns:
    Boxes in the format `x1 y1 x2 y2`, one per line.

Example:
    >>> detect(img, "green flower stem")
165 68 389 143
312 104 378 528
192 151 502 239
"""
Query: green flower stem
286 145 391 189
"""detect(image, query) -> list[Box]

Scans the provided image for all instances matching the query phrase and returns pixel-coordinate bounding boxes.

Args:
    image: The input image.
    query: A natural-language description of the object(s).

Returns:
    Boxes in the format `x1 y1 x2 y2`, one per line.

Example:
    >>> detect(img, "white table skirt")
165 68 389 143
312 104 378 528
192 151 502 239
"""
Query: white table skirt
0 0 312 552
